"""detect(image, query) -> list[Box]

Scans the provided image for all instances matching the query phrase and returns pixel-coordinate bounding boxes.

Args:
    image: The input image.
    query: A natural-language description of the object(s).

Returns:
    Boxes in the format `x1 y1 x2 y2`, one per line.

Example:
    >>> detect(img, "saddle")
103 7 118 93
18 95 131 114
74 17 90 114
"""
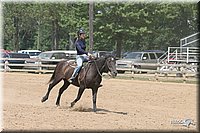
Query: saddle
68 56 96 68
68 60 77 67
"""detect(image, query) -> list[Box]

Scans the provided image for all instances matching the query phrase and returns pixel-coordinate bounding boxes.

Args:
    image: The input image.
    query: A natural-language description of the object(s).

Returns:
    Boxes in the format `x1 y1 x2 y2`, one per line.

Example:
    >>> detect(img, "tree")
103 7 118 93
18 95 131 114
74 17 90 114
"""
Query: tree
2 2 198 56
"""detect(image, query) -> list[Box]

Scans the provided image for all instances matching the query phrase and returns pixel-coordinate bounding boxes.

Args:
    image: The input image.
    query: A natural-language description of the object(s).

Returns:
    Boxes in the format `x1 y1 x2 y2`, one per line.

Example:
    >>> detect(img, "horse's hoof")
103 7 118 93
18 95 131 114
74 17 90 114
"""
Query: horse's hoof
71 102 75 107
93 108 97 112
41 97 47 103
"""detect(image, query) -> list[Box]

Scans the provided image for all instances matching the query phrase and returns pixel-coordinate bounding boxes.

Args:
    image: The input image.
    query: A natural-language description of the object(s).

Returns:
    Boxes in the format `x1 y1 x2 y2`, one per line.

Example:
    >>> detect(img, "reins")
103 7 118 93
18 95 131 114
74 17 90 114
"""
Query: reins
93 58 107 77
80 58 107 88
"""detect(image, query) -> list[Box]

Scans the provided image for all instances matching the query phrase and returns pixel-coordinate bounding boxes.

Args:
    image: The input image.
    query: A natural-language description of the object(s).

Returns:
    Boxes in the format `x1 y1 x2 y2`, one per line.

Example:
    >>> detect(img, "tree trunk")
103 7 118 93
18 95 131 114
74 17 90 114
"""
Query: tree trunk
89 2 94 53
116 33 122 58
69 35 75 50
37 21 40 50
13 16 19 52
52 19 59 50
116 39 122 58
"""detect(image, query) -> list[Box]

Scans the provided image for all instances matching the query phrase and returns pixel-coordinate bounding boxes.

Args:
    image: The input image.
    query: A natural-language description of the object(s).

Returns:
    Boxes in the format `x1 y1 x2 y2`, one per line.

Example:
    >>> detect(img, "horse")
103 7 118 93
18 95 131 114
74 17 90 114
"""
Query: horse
41 55 118 112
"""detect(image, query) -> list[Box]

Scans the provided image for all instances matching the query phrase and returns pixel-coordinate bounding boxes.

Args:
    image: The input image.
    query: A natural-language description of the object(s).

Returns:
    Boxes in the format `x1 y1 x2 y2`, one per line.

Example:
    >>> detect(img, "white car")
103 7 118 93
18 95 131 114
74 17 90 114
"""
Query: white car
18 50 41 58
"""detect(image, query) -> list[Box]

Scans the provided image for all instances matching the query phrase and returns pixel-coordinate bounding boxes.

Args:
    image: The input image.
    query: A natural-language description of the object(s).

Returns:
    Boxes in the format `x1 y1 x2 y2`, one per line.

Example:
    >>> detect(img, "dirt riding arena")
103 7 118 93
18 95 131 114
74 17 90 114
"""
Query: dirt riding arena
2 72 198 131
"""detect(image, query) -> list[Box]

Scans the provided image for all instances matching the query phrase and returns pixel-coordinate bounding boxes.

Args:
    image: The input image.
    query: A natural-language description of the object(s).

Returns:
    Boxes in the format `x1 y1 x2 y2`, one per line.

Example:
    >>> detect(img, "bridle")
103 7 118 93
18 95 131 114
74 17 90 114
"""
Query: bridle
81 58 107 88
93 57 115 77
94 59 107 77
81 57 114 88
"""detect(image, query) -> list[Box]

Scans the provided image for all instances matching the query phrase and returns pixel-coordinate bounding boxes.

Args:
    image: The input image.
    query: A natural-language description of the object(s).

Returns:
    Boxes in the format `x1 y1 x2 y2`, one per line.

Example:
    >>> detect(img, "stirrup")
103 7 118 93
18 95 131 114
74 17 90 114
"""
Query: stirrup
68 79 73 83
68 77 74 83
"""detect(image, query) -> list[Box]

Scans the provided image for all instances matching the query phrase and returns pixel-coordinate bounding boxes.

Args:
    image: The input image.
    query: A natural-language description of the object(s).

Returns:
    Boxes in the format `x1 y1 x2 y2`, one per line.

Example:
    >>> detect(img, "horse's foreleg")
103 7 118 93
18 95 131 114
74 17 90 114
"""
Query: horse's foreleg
56 80 70 106
41 78 62 103
92 88 98 112
71 87 85 107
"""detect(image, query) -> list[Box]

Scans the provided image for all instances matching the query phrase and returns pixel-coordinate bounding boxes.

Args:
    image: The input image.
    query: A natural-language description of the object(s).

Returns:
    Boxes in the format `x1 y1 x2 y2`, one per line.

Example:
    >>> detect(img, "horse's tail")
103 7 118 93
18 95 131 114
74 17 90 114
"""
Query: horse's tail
48 61 63 84
47 61 68 84
48 68 56 84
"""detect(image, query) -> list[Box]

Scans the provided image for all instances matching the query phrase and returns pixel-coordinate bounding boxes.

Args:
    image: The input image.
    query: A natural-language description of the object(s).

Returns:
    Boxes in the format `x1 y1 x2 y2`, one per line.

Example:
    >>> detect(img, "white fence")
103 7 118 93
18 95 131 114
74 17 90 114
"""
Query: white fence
117 62 198 79
180 32 199 47
0 58 71 73
117 63 198 83
1 58 199 82
167 47 199 63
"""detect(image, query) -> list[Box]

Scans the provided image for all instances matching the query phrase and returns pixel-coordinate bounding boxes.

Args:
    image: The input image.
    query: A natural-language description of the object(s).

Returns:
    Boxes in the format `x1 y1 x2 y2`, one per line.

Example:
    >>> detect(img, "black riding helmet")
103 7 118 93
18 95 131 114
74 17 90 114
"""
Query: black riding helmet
77 29 85 36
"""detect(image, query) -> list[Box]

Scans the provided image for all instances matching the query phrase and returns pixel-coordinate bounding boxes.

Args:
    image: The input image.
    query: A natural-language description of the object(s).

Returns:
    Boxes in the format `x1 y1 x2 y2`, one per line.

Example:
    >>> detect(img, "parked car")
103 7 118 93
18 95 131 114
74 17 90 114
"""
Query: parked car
27 51 68 70
0 52 30 69
25 50 77 70
116 51 165 73
93 51 113 58
122 51 131 58
18 50 41 58
37 51 69 65
53 50 77 61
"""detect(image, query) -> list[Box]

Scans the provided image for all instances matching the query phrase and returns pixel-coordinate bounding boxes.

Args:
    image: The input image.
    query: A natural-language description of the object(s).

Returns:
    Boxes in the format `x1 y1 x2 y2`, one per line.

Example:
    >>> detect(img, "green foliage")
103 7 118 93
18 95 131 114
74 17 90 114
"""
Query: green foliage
2 2 198 57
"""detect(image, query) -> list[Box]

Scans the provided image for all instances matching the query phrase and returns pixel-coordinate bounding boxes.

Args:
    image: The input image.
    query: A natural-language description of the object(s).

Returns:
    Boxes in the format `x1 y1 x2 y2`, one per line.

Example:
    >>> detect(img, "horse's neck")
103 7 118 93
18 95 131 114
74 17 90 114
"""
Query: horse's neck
81 58 105 72
93 58 105 72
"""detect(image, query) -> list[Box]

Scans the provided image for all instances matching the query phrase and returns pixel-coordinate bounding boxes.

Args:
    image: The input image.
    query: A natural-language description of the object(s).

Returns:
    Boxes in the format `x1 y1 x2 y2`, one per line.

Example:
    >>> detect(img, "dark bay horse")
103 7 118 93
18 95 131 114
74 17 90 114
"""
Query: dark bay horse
41 55 117 112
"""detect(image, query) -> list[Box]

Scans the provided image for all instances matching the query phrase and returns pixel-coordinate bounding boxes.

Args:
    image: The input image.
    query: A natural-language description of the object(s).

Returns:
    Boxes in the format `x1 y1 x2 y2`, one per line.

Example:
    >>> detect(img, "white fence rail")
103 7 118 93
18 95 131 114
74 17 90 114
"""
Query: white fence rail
117 63 198 74
180 32 199 47
167 47 199 63
1 58 199 82
117 63 198 82
0 58 71 73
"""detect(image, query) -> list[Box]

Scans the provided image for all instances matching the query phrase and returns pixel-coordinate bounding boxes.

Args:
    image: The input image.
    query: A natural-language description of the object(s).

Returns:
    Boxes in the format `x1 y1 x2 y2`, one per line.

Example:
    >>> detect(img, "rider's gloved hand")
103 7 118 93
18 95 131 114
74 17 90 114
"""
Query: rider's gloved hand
88 53 94 60
88 53 93 58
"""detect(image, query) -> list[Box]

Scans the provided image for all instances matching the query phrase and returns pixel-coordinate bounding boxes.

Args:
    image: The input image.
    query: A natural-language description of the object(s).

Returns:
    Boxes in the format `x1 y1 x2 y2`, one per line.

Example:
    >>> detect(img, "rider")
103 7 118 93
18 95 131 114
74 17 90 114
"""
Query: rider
68 28 91 83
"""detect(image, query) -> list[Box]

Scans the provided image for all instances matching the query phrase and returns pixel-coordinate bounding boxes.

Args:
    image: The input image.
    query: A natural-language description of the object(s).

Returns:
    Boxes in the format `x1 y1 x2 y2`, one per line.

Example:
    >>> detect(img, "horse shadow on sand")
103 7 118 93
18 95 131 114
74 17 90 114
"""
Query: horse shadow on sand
69 106 128 115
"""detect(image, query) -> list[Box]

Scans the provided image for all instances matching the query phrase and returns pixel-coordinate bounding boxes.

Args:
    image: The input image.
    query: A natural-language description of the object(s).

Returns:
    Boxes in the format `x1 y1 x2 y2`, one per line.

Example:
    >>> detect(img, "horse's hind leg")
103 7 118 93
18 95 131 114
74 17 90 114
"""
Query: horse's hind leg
71 86 85 107
56 79 70 106
41 78 62 103
92 87 99 112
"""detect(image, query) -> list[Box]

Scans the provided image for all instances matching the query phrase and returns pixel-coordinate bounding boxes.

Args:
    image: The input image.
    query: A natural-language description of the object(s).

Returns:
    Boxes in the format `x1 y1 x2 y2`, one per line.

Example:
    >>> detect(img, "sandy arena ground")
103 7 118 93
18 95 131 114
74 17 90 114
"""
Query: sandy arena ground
2 72 198 132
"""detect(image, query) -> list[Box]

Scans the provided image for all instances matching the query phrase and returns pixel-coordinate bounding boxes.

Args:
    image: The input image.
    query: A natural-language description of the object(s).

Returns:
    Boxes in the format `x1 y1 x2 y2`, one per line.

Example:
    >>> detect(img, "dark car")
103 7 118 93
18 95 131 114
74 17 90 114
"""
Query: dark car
0 52 30 69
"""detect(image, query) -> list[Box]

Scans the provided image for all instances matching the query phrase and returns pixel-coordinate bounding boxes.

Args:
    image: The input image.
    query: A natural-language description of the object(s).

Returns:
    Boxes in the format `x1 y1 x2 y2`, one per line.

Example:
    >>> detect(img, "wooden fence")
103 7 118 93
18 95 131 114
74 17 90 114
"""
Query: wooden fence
0 58 199 82
0 58 70 73
116 62 198 82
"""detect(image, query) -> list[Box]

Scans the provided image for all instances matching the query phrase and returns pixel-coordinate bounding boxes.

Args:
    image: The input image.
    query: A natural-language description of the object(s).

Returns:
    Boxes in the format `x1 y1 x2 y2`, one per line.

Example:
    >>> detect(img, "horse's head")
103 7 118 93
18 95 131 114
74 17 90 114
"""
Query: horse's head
104 55 118 78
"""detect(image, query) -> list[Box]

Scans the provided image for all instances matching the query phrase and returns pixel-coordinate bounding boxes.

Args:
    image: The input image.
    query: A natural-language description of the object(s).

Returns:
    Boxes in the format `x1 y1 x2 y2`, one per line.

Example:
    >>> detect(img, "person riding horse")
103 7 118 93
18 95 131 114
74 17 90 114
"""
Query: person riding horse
68 29 92 83
41 28 117 112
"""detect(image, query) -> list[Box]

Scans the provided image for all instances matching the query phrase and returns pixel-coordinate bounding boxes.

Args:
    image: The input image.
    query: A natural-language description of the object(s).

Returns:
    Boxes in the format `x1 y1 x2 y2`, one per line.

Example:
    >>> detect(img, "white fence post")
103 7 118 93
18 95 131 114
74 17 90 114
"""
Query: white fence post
4 60 9 72
38 61 42 74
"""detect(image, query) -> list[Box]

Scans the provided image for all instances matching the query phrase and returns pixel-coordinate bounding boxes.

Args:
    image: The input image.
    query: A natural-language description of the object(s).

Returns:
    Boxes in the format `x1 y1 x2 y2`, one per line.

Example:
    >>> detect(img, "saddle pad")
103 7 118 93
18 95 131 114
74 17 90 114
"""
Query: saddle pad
68 61 93 68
